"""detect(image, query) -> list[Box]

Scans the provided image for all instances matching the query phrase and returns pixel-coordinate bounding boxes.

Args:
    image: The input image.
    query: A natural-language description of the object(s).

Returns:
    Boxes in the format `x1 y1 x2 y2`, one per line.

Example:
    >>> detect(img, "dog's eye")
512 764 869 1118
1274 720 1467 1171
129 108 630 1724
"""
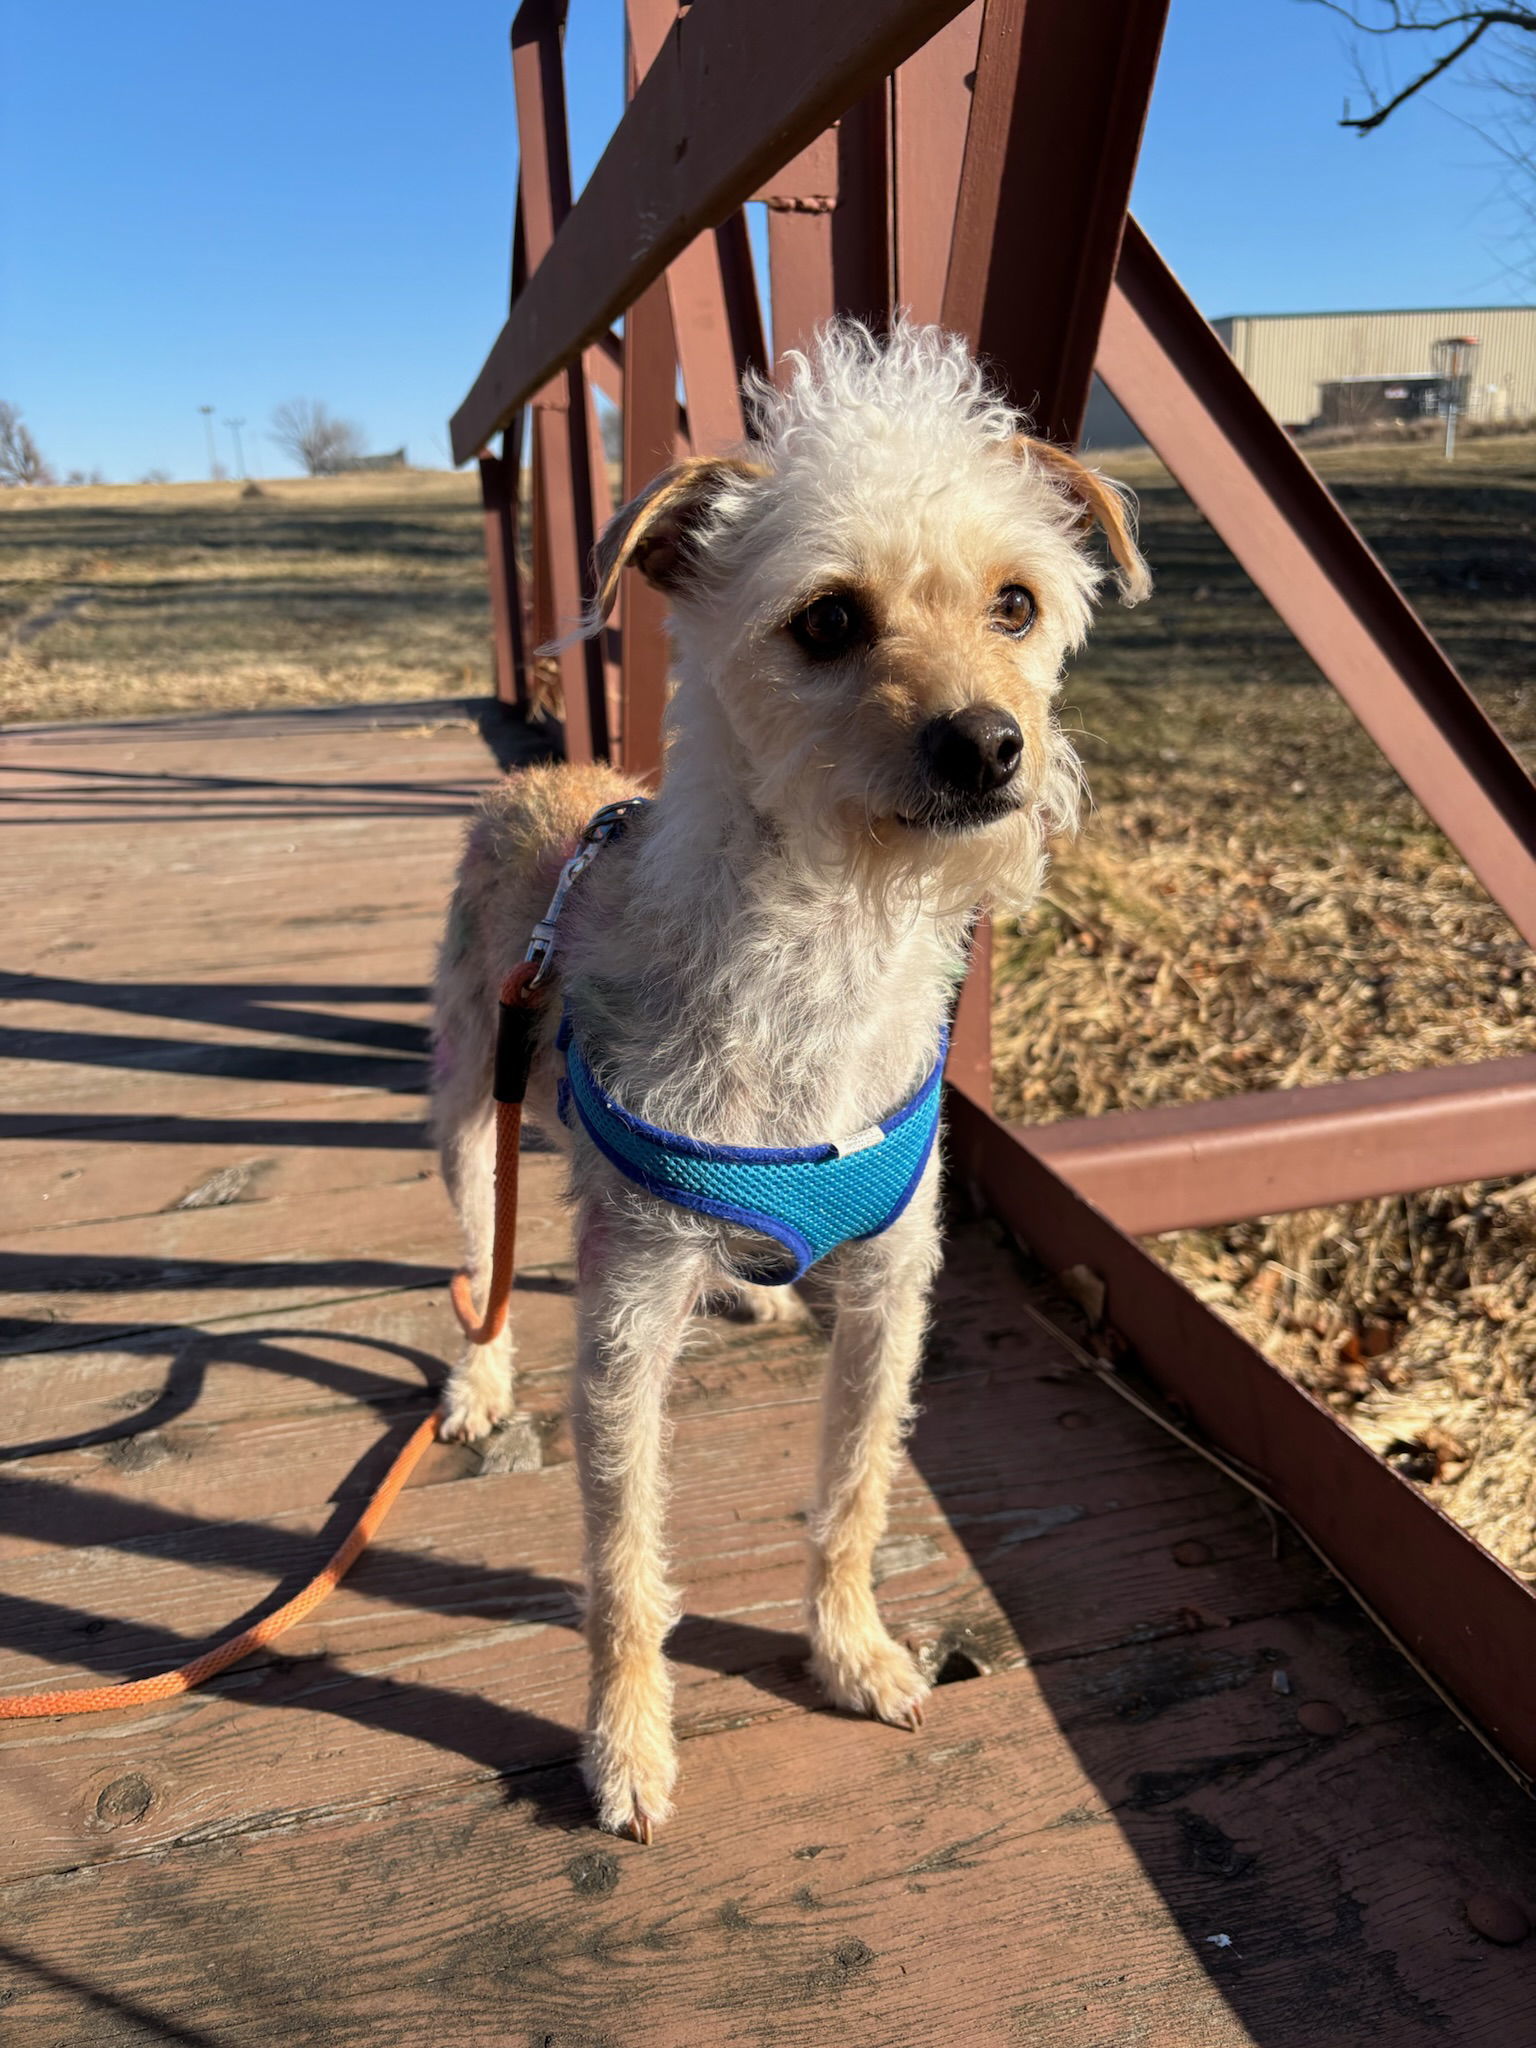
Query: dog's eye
788 592 870 661
992 584 1037 638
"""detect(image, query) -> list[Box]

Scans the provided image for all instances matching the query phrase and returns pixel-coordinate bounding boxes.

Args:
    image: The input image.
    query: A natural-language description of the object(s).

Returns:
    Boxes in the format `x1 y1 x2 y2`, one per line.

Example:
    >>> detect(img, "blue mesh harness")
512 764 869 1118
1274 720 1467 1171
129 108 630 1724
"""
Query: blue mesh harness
556 1012 946 1286
522 797 944 1285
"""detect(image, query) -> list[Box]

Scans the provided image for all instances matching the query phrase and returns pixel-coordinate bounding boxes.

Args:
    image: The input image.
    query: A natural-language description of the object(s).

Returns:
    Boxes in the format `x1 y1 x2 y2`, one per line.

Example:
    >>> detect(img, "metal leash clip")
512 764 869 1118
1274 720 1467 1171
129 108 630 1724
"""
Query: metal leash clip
523 796 652 993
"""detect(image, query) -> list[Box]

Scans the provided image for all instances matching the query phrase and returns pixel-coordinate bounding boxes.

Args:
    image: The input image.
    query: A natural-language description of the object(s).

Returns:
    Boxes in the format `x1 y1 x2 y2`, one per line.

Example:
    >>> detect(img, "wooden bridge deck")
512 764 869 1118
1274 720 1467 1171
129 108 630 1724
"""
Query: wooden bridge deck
3 700 1533 2045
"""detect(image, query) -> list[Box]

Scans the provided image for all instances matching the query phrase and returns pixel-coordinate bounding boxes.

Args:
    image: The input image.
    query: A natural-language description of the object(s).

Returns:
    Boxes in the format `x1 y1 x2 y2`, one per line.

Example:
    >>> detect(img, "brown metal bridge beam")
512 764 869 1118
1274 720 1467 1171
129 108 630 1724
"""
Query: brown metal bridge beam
511 0 610 760
1098 218 1536 950
452 0 976 460
947 1088 1536 1787
477 453 529 711
1019 1056 1536 1237
938 0 1171 1098
942 0 1171 445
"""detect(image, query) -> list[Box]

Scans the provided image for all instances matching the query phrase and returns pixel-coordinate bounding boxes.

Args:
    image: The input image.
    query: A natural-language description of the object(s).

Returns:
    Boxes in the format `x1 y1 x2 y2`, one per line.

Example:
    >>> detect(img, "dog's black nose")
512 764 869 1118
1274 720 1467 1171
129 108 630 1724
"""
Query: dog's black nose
919 705 1024 797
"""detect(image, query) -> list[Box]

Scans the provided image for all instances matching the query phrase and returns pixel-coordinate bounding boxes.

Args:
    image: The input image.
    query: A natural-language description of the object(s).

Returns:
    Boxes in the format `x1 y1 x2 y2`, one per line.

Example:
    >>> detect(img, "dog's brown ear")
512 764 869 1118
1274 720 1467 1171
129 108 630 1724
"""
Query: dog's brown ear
591 456 766 624
1020 438 1151 604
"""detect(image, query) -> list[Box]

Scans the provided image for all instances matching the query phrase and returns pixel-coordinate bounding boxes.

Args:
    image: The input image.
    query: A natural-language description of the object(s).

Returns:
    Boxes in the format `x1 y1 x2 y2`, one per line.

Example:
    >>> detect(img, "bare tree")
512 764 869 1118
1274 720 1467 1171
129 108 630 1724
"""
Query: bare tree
269 398 365 476
0 402 54 487
1307 4 1536 132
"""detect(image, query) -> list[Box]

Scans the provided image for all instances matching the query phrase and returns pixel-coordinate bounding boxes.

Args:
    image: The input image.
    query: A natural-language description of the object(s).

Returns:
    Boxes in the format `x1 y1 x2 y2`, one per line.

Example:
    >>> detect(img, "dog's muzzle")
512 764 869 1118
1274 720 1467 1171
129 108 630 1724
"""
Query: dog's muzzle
902 704 1024 831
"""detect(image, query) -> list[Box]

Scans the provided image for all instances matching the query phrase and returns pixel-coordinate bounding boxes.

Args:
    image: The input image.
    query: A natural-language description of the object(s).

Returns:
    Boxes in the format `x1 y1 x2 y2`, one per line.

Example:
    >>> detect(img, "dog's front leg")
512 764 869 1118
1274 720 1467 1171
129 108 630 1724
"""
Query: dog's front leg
572 1200 706 1842
807 1188 940 1729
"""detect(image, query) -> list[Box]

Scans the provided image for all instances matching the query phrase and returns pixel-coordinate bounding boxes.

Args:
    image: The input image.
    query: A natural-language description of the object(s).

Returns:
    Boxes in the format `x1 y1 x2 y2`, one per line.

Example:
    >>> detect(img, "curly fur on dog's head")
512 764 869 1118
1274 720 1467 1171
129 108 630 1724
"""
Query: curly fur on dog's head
593 319 1147 914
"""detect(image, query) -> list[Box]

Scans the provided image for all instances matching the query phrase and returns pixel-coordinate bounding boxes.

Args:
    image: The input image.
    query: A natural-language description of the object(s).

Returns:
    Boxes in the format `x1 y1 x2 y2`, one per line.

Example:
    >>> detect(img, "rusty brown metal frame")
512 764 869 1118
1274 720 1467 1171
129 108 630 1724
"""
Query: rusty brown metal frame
1023 1054 1536 1237
477 449 528 711
1100 219 1536 951
478 200 532 713
451 0 1536 1781
942 0 1170 443
512 0 610 759
947 1090 1536 1785
450 0 978 457
943 0 1173 1094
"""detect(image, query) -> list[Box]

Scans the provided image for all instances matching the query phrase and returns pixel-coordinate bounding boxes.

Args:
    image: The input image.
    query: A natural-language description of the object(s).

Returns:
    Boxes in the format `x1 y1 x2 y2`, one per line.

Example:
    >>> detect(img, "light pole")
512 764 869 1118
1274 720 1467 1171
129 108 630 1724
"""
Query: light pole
224 417 247 478
198 404 218 479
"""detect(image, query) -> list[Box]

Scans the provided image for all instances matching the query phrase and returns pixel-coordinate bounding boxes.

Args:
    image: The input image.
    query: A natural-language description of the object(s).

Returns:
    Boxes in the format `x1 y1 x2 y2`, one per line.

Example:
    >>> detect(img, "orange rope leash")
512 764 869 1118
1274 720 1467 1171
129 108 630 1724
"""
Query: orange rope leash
449 1098 523 1344
450 962 542 1344
1 969 544 1723
0 1412 440 1719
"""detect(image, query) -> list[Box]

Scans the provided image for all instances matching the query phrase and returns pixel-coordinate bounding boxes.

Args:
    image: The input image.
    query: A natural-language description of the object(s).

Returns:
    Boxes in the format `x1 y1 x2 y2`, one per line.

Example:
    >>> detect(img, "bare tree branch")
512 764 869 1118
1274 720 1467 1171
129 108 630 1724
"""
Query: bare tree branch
1312 2 1536 35
1304 2 1536 131
1348 16 1495 128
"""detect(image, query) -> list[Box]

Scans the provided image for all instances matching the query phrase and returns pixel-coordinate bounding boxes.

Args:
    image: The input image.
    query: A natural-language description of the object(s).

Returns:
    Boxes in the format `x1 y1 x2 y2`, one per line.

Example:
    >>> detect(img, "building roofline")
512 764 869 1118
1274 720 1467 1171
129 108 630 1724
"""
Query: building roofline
1217 305 1536 324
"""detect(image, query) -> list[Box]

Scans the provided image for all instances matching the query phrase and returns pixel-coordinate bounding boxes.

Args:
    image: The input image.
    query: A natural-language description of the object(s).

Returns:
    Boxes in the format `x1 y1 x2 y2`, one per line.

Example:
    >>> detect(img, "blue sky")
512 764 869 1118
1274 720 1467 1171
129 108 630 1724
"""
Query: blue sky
1 0 1529 482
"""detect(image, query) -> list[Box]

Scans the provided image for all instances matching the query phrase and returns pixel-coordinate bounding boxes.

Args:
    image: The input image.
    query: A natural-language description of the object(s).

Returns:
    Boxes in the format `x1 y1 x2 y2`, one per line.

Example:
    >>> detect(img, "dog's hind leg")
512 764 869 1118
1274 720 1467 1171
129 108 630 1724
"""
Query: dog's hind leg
571 1200 706 1841
805 1183 941 1729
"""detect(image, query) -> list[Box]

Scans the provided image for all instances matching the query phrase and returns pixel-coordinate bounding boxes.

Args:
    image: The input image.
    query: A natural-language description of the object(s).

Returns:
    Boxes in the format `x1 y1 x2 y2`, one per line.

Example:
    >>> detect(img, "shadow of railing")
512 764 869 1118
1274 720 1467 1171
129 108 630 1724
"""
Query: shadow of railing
906 1222 1536 2042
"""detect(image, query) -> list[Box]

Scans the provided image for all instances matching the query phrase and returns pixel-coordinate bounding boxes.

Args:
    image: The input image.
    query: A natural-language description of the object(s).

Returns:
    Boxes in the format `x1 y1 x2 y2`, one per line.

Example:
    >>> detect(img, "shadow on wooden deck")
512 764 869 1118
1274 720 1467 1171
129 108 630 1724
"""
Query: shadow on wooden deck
1 700 1532 2044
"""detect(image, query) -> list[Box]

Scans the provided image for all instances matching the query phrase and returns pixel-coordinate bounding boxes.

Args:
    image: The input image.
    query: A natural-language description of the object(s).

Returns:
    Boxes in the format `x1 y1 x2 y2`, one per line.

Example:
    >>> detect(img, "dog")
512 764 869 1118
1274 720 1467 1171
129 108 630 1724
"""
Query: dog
431 319 1148 1841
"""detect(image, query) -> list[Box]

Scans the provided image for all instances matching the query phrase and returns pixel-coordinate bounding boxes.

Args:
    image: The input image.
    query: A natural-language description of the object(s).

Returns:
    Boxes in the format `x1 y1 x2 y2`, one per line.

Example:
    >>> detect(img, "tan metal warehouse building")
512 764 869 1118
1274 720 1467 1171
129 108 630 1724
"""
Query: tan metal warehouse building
1081 303 1536 447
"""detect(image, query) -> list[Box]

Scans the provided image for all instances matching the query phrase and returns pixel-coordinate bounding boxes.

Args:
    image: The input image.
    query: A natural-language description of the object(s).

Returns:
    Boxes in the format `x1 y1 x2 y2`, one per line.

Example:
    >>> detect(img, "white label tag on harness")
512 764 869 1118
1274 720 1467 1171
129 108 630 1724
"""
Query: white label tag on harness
829 1124 885 1158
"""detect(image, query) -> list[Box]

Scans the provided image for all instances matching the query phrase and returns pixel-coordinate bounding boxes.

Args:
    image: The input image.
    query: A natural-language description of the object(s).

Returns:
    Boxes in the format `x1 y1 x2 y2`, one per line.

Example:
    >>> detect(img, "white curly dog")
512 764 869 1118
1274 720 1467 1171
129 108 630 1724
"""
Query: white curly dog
431 320 1148 1840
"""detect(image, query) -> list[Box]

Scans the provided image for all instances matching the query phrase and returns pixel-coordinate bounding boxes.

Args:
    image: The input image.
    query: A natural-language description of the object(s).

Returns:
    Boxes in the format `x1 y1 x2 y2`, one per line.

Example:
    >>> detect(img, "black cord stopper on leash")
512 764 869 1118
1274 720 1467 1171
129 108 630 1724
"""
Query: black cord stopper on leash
493 991 541 1105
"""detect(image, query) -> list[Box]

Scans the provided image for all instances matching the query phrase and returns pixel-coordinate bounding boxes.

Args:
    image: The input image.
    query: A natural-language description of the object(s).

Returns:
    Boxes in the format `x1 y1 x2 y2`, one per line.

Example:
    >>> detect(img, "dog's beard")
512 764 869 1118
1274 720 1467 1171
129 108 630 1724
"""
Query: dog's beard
751 722 1082 924
767 773 1079 931
856 803 1052 922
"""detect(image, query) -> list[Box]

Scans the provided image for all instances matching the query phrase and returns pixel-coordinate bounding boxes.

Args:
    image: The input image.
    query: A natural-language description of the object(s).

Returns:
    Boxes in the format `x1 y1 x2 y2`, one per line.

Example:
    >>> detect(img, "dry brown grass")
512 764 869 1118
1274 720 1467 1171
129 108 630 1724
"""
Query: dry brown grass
993 805 1536 1572
0 470 490 725
993 429 1536 1575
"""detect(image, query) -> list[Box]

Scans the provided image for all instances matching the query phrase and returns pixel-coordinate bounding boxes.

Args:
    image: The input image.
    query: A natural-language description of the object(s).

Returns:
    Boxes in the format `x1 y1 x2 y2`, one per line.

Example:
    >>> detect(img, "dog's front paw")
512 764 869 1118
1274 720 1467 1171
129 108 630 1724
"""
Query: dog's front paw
437 1350 513 1443
583 1721 679 1845
810 1626 930 1732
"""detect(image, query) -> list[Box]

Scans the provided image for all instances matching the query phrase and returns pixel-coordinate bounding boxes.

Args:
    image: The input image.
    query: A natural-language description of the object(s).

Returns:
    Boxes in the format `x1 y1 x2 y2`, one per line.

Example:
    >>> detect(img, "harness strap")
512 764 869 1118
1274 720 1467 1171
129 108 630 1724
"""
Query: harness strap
449 799 645 1345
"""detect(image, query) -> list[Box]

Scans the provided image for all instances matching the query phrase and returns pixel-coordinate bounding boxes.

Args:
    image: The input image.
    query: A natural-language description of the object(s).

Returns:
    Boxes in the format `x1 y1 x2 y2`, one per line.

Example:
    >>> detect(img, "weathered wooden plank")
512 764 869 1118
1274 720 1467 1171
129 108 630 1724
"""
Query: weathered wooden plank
0 1280 847 1477
0 1287 552 1442
0 1293 1331 1888
0 1339 1306 1667
0 1041 426 1123
0 981 435 1102
1 1093 433 1236
5 1654 1533 2046
0 1157 571 1357
0 705 494 785
4 873 455 962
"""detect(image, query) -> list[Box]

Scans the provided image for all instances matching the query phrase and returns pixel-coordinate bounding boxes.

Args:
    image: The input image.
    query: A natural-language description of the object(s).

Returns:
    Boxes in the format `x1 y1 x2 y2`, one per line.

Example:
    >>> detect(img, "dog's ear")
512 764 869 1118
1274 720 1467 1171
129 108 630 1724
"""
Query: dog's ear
591 457 766 624
1019 438 1151 604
